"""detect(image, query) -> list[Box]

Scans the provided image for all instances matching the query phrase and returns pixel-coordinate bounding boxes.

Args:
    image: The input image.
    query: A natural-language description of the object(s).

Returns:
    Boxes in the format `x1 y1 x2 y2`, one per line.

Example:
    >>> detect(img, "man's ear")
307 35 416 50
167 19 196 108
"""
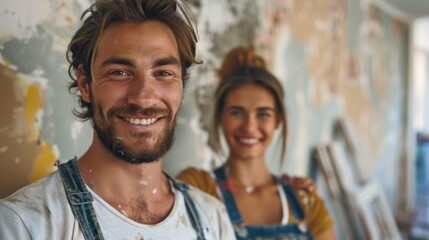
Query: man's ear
77 65 91 103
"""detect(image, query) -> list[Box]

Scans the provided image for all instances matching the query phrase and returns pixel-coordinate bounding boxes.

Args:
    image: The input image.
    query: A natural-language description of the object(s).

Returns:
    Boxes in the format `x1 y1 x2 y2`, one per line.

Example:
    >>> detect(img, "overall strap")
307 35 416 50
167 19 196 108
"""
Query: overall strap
280 180 306 220
58 159 104 240
167 175 206 240
213 166 243 224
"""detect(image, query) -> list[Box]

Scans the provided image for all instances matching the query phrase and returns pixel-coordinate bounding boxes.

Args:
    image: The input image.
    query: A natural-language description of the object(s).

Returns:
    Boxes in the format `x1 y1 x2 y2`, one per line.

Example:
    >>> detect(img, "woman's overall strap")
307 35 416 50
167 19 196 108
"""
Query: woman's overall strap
58 159 104 240
280 179 306 220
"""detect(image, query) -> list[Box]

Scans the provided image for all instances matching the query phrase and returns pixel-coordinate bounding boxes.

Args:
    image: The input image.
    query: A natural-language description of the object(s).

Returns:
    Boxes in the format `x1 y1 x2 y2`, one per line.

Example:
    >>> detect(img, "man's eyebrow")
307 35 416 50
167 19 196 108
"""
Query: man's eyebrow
153 57 181 68
257 107 276 111
100 57 136 68
99 56 181 69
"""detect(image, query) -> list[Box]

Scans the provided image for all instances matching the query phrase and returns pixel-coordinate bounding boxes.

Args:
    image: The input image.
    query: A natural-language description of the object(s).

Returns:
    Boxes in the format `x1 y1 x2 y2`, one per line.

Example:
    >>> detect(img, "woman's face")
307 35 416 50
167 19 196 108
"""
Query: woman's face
221 83 280 160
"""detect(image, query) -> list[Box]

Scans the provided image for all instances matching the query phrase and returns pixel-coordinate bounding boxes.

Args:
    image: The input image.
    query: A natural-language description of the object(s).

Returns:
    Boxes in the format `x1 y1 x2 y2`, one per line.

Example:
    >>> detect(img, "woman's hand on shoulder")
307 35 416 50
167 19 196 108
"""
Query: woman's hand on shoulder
282 174 317 192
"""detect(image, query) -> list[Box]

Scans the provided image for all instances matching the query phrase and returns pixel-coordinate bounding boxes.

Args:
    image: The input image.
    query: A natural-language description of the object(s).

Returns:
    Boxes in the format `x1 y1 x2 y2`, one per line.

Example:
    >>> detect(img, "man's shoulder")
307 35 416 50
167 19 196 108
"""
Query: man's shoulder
0 170 78 239
0 171 65 213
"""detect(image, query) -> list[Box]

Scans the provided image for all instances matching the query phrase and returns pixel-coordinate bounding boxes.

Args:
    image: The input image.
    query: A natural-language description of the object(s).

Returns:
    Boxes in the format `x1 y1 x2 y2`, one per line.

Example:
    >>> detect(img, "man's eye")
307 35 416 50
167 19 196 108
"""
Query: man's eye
105 70 132 82
110 70 126 76
155 71 172 77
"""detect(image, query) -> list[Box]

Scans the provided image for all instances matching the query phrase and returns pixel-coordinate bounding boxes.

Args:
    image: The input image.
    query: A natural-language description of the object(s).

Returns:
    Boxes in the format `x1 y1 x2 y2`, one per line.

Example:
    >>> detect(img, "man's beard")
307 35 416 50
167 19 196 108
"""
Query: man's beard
92 103 176 164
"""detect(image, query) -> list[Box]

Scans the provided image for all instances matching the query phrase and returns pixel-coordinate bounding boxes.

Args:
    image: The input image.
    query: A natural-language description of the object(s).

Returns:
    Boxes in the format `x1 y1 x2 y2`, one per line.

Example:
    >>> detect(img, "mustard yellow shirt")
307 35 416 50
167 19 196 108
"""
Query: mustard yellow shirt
177 167 334 236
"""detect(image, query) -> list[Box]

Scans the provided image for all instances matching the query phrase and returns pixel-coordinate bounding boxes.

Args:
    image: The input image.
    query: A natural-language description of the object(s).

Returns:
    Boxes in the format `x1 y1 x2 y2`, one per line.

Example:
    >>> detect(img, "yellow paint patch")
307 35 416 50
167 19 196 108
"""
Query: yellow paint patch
30 140 57 182
24 84 43 142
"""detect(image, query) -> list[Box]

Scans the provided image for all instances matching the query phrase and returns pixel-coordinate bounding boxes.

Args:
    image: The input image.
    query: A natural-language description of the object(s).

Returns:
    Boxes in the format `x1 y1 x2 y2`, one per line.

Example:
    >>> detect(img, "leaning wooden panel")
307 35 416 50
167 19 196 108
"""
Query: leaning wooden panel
335 117 371 184
313 144 355 240
326 140 361 194
354 181 402 240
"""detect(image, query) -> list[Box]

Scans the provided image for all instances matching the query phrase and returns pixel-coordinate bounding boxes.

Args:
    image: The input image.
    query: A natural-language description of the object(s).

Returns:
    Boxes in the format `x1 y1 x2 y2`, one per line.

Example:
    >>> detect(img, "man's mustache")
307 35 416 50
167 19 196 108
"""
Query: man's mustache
107 104 171 118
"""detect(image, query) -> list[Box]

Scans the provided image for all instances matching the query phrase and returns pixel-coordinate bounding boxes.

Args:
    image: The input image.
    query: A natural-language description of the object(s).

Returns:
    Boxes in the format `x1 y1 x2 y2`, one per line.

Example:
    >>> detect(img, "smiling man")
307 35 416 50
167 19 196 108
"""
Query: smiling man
0 0 235 239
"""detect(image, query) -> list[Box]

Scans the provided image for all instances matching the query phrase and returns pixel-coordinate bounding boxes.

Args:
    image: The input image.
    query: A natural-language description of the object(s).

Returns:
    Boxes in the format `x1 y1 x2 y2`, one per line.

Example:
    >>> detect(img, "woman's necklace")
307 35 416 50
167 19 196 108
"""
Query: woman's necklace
230 183 255 193
244 185 255 193
225 166 275 193
229 179 275 193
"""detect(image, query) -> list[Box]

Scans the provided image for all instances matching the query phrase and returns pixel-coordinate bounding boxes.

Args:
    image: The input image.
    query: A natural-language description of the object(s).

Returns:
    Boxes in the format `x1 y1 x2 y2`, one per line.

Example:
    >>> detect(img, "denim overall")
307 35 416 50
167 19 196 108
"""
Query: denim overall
214 166 314 240
58 159 206 240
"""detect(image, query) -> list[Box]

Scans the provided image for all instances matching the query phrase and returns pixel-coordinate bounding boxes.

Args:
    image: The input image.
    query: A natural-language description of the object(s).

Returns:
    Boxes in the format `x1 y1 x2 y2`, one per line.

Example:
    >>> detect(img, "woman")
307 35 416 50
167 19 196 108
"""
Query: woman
177 46 336 239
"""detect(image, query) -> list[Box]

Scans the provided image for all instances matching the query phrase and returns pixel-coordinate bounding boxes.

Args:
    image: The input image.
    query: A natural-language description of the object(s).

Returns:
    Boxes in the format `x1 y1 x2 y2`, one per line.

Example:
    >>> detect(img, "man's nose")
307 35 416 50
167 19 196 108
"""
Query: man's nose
127 73 156 104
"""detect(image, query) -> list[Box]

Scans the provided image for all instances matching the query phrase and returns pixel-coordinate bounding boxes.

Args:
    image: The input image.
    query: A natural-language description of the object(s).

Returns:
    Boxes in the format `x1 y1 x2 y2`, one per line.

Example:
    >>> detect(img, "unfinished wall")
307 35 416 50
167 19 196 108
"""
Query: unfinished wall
0 0 408 212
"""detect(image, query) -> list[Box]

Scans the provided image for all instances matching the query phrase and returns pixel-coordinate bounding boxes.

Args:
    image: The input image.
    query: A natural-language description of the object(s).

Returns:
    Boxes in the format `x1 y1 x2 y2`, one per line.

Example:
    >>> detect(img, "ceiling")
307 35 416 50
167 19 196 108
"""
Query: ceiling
383 0 429 20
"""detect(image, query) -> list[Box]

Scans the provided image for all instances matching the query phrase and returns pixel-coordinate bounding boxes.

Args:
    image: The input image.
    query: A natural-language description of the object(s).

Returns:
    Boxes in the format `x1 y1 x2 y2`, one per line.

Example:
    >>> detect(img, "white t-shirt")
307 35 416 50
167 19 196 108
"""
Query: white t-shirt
0 171 236 240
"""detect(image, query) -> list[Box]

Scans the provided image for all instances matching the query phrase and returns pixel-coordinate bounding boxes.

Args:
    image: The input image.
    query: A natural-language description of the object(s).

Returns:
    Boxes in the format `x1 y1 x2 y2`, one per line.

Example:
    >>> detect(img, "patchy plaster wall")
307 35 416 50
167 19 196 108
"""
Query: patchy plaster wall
0 0 409 216
0 0 91 198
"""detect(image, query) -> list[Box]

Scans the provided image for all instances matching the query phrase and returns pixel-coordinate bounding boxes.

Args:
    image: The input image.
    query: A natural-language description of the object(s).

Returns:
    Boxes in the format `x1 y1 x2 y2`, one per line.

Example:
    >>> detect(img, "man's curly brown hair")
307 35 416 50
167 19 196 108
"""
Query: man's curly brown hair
67 0 201 121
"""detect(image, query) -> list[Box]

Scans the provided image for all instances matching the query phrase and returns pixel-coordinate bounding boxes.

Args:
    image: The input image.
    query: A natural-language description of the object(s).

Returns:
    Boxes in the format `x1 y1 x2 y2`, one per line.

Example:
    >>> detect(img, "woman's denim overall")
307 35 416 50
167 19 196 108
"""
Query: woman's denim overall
214 166 314 240
58 159 206 240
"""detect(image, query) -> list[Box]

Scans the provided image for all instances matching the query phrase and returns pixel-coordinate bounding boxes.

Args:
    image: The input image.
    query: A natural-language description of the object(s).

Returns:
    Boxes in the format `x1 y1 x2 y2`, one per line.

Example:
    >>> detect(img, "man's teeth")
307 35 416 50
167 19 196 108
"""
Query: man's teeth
126 118 157 125
239 138 258 144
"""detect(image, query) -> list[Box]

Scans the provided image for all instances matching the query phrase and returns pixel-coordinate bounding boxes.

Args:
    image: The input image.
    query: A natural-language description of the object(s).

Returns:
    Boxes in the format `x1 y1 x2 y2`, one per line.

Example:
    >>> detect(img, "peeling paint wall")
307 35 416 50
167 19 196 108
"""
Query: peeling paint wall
0 65 57 197
0 0 92 198
0 0 408 211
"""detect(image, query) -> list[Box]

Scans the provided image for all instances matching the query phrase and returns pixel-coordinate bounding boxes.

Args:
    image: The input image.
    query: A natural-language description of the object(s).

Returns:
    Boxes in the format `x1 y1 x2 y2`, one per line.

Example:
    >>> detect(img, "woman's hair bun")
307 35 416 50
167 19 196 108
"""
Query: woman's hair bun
217 46 267 78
